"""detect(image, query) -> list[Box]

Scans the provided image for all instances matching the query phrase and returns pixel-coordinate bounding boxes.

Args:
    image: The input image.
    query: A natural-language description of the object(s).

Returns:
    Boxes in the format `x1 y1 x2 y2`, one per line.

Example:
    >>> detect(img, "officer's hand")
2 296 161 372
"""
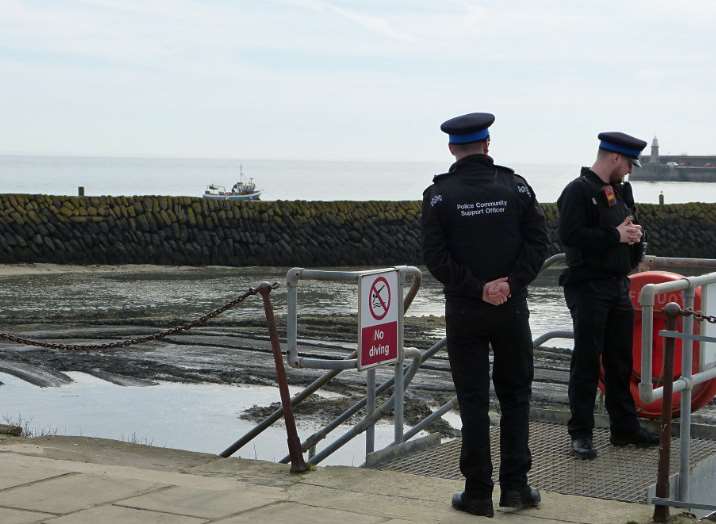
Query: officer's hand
482 277 510 306
490 281 511 298
617 218 642 245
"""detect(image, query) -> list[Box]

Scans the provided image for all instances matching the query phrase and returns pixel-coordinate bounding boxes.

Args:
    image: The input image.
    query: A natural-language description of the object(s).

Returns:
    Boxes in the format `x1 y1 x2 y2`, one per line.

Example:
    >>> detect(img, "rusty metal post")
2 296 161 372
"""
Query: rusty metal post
653 301 680 522
257 286 308 473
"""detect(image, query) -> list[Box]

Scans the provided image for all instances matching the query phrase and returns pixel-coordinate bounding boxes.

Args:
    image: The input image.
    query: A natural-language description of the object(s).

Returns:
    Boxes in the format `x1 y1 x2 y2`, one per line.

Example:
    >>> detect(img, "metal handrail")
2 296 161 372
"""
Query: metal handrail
303 346 426 465
638 272 716 403
401 329 577 444
230 253 716 470
637 264 716 512
222 266 421 458
285 265 421 369
278 339 446 465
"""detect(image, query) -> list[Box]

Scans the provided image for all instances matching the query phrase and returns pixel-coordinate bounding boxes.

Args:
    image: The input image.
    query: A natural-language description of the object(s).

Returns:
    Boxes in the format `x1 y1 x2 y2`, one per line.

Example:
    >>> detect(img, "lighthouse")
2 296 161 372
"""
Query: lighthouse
649 136 660 164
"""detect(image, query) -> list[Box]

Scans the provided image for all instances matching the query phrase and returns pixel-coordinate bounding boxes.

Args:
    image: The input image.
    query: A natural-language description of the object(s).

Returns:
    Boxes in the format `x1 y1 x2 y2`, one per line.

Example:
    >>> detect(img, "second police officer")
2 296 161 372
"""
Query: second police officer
422 113 549 517
558 132 660 460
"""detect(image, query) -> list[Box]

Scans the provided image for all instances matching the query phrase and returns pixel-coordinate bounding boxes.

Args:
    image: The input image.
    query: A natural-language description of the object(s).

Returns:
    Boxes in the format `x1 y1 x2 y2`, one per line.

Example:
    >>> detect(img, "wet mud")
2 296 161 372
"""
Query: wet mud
0 310 576 429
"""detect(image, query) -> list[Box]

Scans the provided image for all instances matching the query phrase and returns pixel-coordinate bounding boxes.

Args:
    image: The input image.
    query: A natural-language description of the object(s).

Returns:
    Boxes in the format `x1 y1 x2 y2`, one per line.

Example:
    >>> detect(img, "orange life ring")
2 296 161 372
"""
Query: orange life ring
597 271 716 419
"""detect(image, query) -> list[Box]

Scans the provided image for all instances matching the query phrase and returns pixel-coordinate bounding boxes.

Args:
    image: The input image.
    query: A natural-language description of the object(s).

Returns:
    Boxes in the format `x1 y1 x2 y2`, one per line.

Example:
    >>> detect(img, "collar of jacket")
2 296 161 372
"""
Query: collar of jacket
580 166 609 186
448 154 494 174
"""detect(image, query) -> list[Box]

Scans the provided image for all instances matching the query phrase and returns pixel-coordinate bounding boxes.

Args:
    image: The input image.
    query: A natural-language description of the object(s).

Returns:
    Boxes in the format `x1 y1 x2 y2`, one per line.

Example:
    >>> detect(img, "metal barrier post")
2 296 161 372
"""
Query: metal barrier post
679 288 695 503
393 271 406 443
394 359 404 443
257 287 308 473
654 302 679 522
366 368 376 454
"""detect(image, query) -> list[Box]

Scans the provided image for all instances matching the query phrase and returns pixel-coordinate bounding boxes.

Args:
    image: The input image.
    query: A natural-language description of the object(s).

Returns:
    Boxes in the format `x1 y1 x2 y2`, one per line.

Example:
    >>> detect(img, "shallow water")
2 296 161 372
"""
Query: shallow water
0 265 573 344
0 371 414 466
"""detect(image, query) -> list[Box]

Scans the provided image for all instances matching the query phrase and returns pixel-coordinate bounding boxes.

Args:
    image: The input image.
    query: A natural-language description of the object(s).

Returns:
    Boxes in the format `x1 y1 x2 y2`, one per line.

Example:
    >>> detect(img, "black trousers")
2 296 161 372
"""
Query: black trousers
446 297 534 499
564 277 640 439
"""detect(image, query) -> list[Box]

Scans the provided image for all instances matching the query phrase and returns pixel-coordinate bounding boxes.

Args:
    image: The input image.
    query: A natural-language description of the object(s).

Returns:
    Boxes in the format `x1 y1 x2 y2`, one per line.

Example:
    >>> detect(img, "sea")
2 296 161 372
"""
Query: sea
1 154 715 203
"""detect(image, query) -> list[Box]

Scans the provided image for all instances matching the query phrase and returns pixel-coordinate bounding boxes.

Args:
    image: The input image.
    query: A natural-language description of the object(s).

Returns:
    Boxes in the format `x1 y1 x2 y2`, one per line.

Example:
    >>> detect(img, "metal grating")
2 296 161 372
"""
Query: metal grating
373 421 716 502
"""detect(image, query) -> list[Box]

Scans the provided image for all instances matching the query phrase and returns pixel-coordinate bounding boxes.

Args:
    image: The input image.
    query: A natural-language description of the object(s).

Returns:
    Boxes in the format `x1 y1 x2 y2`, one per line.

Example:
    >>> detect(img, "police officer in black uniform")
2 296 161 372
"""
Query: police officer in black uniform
558 132 659 460
422 113 548 517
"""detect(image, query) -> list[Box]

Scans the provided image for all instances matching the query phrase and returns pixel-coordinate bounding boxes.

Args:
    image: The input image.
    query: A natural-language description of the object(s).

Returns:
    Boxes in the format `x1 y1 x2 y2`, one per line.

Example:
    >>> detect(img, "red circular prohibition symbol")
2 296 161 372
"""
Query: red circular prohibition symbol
369 276 391 320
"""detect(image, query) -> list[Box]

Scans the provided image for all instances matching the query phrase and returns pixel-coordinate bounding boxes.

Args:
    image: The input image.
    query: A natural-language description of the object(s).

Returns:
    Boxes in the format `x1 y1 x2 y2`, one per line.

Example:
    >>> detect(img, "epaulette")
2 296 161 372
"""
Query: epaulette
493 164 520 187
431 172 451 183
493 163 515 174
511 172 527 184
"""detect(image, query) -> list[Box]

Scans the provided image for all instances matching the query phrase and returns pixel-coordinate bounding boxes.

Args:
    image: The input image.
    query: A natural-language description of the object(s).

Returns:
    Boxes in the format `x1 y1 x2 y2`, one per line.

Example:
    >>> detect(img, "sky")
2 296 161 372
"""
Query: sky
1 0 715 163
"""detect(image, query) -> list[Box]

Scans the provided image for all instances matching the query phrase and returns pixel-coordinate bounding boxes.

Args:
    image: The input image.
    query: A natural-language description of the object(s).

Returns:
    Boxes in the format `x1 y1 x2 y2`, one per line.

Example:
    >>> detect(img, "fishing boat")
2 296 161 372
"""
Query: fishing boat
203 166 262 201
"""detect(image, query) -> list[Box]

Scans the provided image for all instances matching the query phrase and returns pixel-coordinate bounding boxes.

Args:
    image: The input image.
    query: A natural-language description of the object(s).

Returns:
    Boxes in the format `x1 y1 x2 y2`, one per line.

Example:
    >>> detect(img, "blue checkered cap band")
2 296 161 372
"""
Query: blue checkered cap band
449 128 490 144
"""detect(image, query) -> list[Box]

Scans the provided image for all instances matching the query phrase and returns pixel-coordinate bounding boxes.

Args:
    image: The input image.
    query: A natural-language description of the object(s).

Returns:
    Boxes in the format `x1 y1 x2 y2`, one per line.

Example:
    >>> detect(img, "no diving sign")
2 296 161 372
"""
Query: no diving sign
358 270 401 370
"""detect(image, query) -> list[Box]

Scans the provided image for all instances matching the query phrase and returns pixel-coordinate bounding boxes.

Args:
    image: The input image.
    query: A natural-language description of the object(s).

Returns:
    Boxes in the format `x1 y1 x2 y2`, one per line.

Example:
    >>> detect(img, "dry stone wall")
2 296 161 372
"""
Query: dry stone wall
0 195 714 266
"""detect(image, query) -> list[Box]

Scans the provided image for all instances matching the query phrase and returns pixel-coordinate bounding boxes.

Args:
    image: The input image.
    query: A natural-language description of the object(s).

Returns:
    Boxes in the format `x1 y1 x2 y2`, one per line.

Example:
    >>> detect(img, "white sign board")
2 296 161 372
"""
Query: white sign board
702 283 716 369
358 270 401 370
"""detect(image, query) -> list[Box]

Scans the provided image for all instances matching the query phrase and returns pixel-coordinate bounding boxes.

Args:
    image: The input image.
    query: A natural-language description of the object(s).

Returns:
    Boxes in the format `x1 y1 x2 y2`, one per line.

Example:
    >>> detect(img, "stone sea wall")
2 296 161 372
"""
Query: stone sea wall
0 195 715 266
631 164 716 183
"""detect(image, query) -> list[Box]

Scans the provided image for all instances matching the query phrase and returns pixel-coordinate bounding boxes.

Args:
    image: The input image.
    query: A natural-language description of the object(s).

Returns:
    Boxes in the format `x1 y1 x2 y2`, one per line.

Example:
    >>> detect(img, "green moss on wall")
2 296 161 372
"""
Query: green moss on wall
0 196 714 265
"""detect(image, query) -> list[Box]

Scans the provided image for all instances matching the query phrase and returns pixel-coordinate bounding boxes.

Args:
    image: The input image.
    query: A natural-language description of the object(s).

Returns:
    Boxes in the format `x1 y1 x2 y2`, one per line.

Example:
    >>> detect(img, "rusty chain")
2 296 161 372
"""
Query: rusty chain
680 308 716 324
0 281 280 351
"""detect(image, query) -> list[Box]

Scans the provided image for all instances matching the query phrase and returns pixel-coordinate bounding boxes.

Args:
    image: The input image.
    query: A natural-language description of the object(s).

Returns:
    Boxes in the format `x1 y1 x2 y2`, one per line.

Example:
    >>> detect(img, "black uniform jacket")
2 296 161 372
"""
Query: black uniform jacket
557 167 644 286
421 154 549 301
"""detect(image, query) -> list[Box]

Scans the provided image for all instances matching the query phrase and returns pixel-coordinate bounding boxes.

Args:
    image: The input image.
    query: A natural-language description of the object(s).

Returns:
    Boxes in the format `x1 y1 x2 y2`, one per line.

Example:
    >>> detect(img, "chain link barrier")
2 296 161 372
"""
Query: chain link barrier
680 308 716 324
0 281 280 351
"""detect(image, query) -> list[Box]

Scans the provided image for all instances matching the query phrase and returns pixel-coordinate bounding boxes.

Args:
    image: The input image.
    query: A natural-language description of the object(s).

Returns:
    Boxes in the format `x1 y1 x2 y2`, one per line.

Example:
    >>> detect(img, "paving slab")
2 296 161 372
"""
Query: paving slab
0 456 70 490
534 492 653 524
287 481 458 521
0 507 56 524
116 484 285 520
0 446 245 491
0 437 301 488
3 436 218 473
42 505 208 524
0 472 166 514
301 465 461 502
186 456 303 488
211 501 385 524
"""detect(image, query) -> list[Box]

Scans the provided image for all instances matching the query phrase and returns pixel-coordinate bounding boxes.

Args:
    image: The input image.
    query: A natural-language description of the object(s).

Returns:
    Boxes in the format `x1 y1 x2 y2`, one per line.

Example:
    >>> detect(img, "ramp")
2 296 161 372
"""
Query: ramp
372 421 716 502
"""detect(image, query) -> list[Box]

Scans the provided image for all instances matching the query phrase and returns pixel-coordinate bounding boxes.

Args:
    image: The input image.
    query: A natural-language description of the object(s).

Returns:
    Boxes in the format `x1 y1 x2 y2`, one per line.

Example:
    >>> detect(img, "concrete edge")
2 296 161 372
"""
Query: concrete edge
364 433 441 468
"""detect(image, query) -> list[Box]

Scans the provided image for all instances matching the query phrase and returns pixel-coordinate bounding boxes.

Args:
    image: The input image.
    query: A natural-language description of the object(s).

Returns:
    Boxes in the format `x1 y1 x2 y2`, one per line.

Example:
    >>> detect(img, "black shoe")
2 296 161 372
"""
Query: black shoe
499 485 541 509
571 437 597 460
610 427 660 447
451 492 494 517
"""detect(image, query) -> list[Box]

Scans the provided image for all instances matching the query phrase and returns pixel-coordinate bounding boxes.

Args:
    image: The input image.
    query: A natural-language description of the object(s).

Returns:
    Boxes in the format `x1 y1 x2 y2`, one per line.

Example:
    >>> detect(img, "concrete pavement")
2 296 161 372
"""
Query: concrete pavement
0 434 662 523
